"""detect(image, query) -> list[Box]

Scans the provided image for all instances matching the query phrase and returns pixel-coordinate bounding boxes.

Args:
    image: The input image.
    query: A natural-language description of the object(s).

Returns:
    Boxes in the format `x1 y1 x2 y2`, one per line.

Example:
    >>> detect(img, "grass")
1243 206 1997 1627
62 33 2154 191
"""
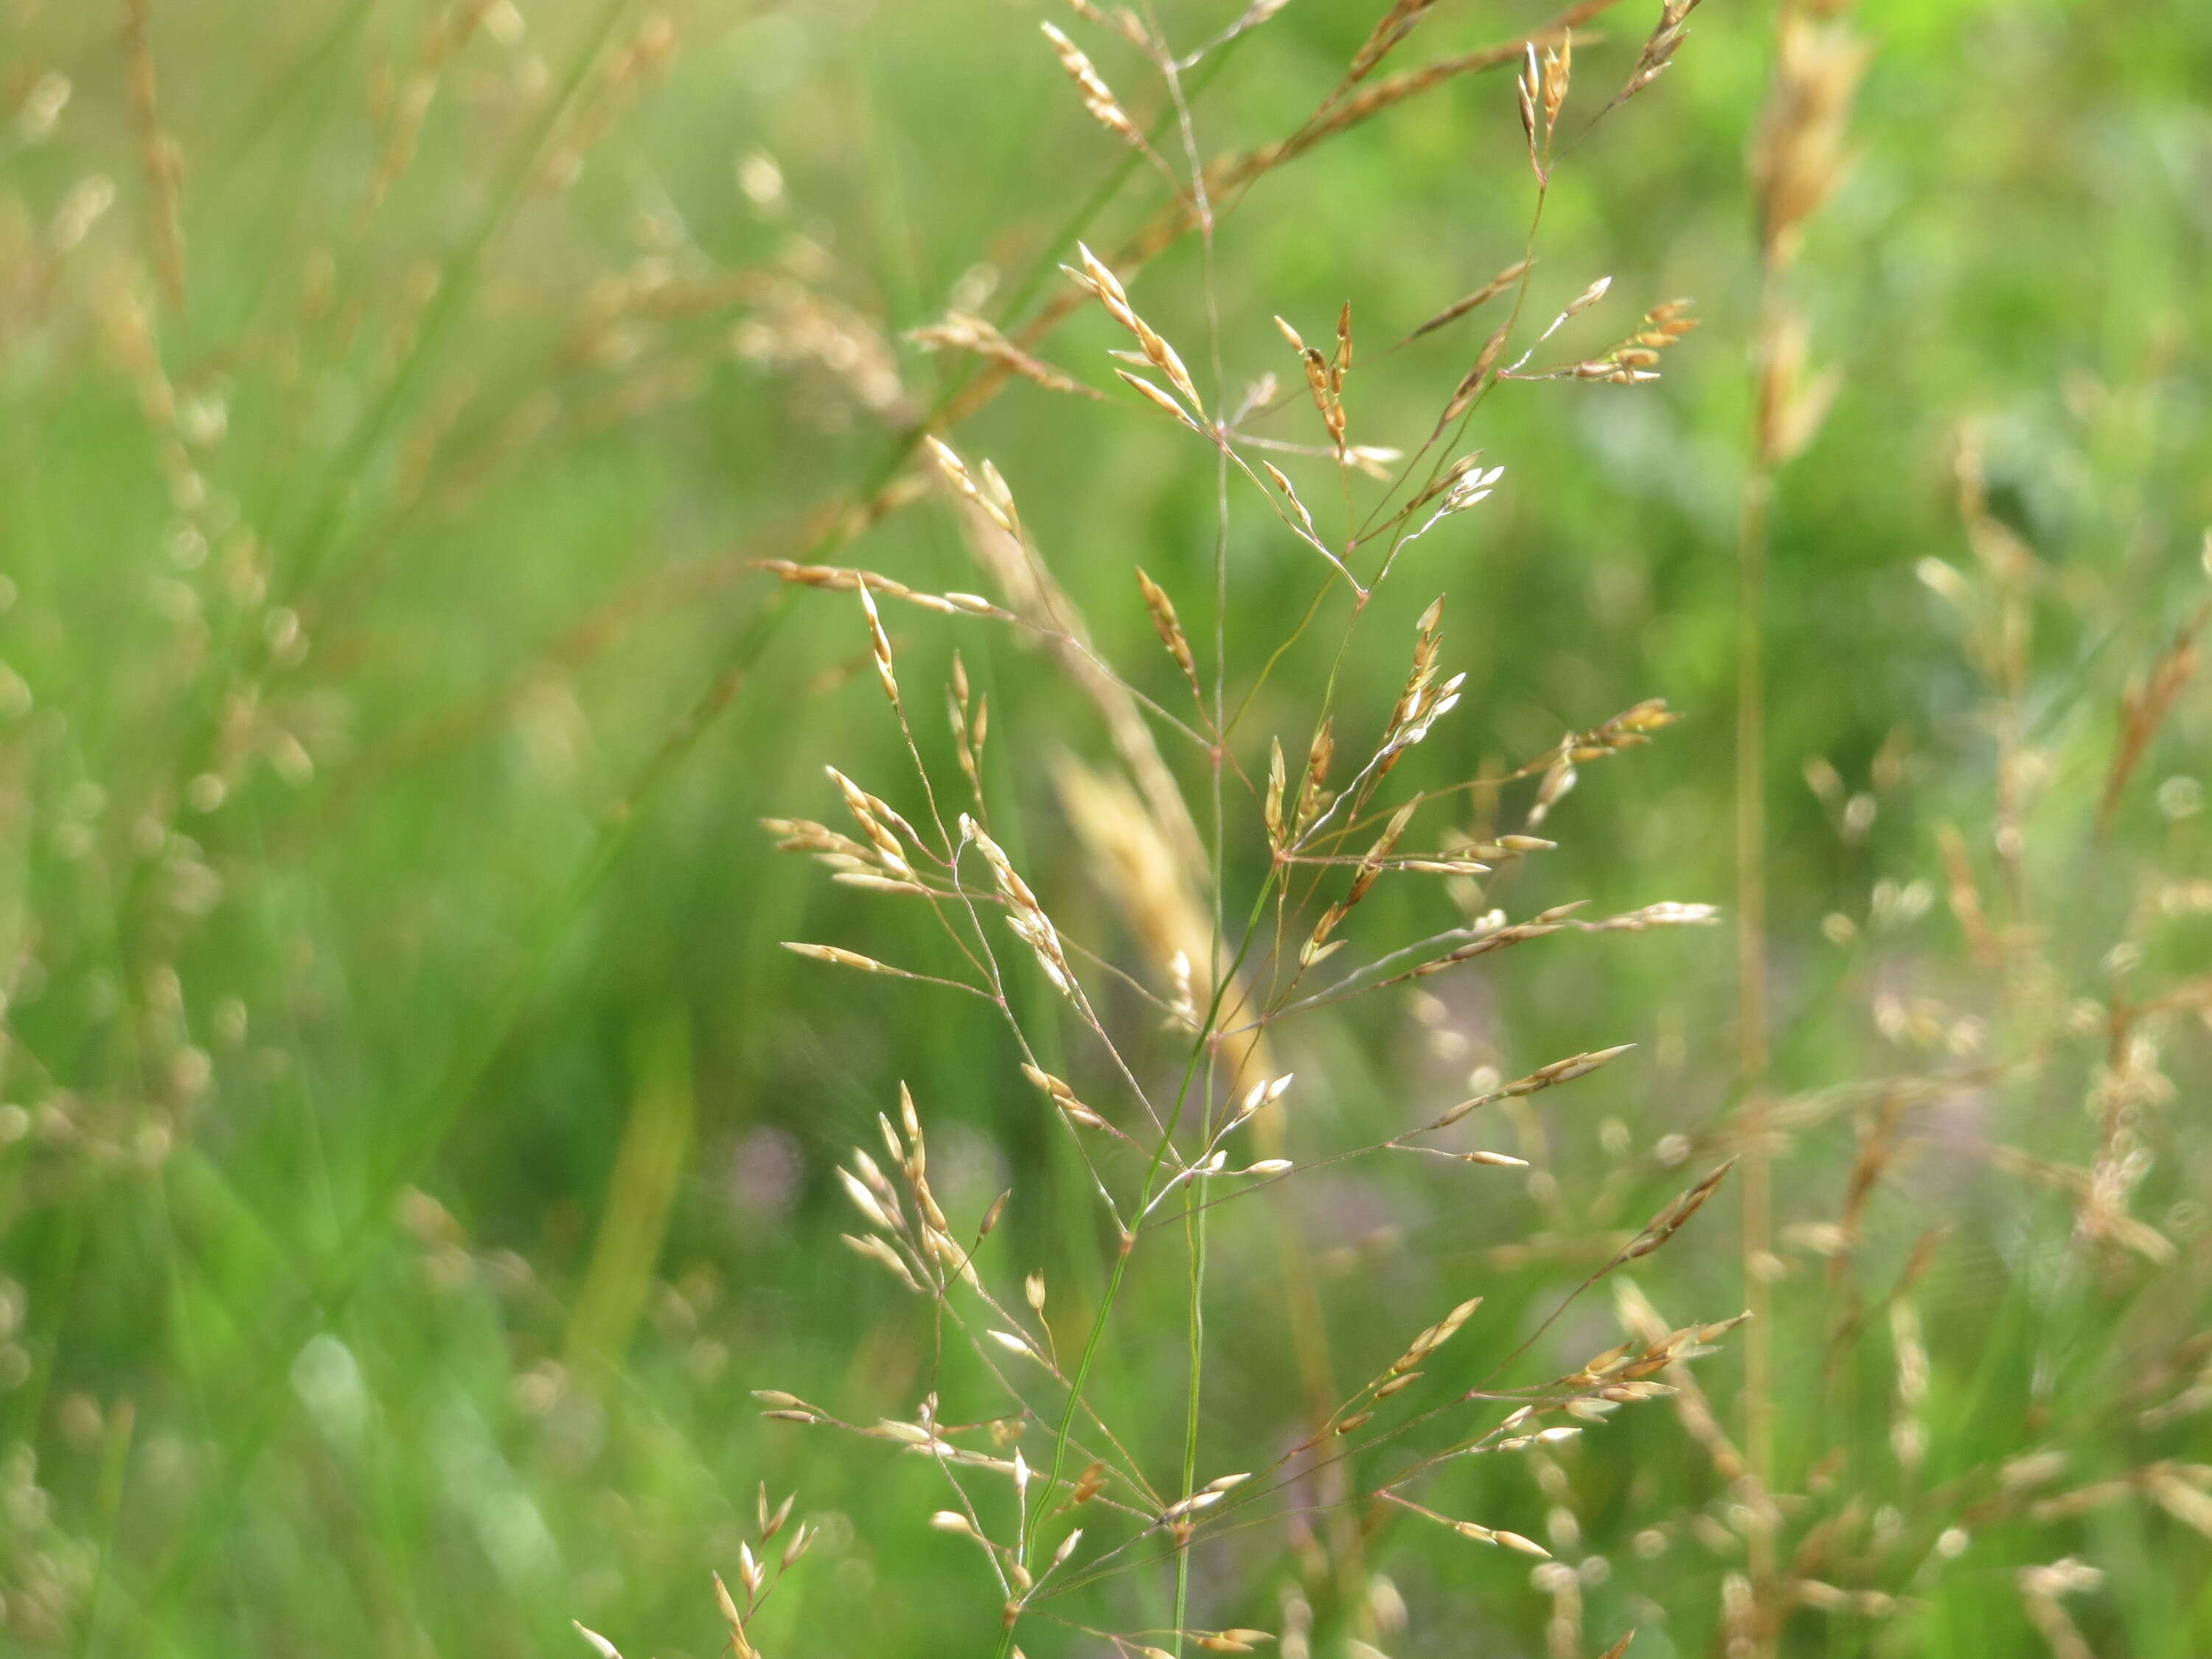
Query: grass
2 1 2211 1657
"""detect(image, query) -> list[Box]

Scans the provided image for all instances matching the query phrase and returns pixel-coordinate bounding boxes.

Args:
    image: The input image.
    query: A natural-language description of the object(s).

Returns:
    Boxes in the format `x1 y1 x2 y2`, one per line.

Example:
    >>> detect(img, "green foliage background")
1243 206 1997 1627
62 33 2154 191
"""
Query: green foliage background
1 1 2209 1655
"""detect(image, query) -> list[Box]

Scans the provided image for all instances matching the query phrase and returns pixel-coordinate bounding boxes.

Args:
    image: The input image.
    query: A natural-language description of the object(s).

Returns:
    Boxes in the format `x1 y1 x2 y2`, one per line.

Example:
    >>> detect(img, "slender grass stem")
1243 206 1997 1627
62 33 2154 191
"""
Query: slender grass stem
1735 456 1774 1564
998 870 1280 1659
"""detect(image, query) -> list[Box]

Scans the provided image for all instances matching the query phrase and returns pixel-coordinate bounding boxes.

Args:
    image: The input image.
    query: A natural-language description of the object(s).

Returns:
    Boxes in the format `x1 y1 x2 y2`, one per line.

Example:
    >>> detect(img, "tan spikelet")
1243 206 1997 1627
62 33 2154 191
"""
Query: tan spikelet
1040 21 1143 148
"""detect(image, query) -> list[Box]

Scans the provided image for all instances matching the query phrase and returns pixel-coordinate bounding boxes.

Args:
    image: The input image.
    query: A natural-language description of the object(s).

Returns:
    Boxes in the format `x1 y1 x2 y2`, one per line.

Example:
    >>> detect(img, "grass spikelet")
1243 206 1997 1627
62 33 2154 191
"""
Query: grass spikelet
1040 21 1144 150
1439 320 1513 428
910 311 1100 399
1344 0 1442 89
1618 1160 1737 1265
1402 259 1532 344
965 815 1076 997
1118 367 1206 431
858 582 899 705
1074 242 1203 411
785 942 894 973
924 434 1020 535
1135 567 1203 706
1613 0 1707 110
1260 461 1321 540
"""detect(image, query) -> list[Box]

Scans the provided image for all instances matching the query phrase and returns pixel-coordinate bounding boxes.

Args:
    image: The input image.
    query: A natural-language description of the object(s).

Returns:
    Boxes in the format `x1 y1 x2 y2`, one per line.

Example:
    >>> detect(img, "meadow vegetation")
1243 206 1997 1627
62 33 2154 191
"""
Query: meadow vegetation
1 1 2209 1657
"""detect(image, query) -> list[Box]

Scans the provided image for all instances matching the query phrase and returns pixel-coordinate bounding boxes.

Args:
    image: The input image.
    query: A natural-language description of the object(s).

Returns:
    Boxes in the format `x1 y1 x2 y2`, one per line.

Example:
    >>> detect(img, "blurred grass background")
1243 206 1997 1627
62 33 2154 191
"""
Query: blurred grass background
1 0 2210 1655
